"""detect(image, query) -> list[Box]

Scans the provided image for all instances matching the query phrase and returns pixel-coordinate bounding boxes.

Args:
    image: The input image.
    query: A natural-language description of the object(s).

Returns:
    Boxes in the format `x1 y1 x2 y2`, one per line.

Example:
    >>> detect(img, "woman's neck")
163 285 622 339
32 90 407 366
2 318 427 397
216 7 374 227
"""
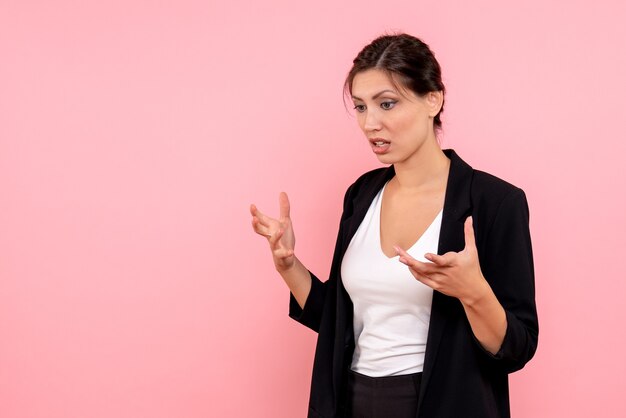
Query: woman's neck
392 140 450 193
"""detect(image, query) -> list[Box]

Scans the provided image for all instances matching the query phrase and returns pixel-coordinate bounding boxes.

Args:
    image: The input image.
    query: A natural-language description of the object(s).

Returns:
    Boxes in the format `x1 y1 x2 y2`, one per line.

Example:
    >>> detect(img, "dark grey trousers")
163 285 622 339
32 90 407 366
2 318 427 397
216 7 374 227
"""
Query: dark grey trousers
347 369 422 418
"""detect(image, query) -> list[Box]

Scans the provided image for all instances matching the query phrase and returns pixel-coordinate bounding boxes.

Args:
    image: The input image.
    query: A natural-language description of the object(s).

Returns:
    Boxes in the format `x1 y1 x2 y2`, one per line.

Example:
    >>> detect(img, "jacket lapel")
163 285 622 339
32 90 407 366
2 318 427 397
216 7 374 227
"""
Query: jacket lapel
333 166 395 350
418 149 474 404
339 166 396 256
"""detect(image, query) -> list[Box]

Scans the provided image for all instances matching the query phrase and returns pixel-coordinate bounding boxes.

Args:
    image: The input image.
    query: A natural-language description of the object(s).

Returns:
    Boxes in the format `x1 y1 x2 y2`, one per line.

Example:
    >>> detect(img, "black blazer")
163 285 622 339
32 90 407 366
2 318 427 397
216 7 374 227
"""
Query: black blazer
289 149 538 418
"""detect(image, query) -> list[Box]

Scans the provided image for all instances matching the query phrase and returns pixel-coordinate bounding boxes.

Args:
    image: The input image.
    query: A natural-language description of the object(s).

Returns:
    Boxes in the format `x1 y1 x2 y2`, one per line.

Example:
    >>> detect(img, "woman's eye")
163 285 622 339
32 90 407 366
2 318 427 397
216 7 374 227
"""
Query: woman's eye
381 101 397 110
353 104 366 113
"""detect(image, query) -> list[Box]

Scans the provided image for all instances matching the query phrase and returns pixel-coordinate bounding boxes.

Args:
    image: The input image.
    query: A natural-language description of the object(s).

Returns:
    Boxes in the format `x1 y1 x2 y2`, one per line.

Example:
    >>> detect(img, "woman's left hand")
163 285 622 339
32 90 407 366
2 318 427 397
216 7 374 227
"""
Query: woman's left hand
394 216 489 305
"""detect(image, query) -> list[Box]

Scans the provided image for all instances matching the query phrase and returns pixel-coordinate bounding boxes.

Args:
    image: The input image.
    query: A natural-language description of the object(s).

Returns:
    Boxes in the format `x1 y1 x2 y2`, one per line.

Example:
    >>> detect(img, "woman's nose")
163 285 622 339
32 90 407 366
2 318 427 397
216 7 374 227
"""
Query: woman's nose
363 109 382 132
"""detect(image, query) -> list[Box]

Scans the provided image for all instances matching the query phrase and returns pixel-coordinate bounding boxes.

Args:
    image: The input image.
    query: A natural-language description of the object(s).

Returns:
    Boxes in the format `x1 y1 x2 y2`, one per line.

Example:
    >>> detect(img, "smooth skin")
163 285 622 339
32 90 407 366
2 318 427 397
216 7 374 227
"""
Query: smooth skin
250 193 312 309
251 69 506 355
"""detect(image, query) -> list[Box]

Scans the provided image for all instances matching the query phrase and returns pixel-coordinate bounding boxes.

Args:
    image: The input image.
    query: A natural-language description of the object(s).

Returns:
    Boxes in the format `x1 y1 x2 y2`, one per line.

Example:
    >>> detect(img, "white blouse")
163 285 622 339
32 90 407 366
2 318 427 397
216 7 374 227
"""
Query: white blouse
341 182 442 377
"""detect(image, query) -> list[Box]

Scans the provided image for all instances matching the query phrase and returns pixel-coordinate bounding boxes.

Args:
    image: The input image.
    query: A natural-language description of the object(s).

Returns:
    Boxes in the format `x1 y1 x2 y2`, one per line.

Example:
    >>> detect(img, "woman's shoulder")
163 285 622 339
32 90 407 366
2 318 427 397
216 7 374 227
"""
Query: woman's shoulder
344 166 393 194
340 166 394 211
444 149 527 208
472 169 526 199
352 166 391 187
470 169 529 221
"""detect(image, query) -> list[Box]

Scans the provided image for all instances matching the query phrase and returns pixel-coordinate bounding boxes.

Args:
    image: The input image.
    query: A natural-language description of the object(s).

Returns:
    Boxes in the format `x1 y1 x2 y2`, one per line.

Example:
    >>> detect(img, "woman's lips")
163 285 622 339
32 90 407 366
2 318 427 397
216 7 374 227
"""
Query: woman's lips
370 138 390 154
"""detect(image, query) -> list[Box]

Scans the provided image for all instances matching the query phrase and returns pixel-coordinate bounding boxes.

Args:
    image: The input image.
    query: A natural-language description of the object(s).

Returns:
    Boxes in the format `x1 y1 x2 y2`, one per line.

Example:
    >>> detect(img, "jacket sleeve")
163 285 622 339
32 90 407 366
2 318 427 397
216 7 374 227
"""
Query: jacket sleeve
288 271 327 332
287 182 355 333
475 188 539 373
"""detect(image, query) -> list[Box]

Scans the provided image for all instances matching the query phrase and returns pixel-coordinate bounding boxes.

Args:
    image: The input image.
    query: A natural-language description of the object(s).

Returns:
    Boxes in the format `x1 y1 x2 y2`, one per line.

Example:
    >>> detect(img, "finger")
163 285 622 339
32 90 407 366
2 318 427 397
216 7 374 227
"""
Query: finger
464 216 477 250
251 217 272 237
424 252 452 266
395 246 435 274
251 216 263 233
394 245 415 266
252 207 274 227
249 203 259 216
269 228 285 248
279 192 291 219
407 259 439 275
394 245 410 258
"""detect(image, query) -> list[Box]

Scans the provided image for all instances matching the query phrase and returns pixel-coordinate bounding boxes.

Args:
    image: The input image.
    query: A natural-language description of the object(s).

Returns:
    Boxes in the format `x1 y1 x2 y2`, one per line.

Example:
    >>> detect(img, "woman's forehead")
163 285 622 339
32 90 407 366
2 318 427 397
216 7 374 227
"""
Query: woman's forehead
351 69 398 98
352 69 416 101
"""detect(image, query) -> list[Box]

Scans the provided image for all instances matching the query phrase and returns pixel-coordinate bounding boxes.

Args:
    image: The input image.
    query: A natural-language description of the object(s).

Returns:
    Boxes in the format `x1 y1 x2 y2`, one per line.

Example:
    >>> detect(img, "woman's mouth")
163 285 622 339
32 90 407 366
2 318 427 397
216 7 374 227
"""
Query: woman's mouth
370 138 391 154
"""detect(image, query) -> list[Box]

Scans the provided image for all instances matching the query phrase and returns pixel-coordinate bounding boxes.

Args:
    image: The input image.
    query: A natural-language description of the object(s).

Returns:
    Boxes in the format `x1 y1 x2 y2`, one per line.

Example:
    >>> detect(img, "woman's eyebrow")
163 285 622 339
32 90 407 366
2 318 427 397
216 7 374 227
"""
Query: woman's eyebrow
351 89 396 101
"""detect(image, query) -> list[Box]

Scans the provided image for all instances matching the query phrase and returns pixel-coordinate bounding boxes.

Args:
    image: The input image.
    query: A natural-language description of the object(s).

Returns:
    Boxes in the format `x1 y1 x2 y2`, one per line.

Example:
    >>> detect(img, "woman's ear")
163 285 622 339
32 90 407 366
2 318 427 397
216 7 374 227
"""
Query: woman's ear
426 91 444 117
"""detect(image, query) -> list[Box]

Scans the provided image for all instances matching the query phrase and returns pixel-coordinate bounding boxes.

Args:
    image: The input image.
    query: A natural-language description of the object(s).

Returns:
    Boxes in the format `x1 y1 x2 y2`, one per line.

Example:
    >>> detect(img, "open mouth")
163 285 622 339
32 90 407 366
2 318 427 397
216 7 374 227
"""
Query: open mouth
370 138 390 147
370 138 391 154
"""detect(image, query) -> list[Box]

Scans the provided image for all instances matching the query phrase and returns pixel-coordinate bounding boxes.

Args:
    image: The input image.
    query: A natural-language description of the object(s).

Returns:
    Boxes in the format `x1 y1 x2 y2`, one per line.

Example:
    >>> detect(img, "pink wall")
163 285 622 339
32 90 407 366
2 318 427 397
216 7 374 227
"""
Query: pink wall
1 1 625 417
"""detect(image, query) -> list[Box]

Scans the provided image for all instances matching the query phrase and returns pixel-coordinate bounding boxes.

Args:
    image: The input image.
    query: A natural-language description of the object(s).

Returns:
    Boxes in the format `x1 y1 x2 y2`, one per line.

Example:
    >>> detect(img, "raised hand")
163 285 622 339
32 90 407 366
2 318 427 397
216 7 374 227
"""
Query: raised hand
250 192 296 271
394 216 489 305
395 216 507 354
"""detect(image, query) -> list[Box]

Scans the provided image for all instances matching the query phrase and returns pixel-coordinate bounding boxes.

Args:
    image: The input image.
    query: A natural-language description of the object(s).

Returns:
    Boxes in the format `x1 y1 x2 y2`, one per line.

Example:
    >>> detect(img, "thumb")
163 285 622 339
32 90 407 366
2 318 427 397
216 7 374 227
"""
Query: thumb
279 192 291 219
464 216 477 251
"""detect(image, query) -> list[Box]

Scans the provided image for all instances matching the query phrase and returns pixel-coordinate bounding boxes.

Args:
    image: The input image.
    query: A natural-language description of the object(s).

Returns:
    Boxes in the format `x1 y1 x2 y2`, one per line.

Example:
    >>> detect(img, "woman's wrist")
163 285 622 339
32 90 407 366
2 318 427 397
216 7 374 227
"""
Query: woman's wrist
275 255 297 274
460 275 491 308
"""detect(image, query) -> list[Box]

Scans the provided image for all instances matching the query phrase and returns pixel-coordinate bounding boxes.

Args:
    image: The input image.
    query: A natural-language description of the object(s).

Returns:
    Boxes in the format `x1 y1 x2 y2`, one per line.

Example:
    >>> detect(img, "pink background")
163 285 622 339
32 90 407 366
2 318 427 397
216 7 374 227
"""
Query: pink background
1 1 625 417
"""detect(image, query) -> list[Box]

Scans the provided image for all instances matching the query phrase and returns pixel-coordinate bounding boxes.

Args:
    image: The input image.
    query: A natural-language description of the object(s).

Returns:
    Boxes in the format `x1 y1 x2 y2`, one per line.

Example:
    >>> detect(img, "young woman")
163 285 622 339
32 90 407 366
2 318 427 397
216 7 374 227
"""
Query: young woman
250 33 538 418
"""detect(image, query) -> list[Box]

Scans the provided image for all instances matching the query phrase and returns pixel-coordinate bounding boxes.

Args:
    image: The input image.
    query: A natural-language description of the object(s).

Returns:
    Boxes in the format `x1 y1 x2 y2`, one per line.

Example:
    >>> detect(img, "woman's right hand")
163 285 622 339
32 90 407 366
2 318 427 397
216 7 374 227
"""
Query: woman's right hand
250 192 296 272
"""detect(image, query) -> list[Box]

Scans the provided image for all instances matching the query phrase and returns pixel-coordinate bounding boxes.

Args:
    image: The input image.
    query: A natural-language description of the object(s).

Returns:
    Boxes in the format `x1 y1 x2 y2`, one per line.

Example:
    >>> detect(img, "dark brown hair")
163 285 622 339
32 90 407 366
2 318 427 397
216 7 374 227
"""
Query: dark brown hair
344 33 446 130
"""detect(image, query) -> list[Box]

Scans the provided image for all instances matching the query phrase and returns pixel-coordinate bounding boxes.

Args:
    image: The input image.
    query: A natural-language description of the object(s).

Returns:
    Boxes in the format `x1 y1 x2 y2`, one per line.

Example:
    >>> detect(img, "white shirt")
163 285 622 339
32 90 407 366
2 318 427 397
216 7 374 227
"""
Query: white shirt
341 182 442 377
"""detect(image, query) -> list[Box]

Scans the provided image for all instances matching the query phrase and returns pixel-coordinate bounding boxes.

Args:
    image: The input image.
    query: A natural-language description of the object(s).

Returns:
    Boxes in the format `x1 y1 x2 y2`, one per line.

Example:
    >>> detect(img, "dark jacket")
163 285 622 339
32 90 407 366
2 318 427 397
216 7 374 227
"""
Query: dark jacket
289 149 538 418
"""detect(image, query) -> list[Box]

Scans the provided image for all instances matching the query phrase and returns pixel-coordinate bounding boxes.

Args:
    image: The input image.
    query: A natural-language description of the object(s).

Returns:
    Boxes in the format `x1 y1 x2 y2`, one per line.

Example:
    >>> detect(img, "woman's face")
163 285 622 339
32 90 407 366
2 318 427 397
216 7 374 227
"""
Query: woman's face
350 69 442 166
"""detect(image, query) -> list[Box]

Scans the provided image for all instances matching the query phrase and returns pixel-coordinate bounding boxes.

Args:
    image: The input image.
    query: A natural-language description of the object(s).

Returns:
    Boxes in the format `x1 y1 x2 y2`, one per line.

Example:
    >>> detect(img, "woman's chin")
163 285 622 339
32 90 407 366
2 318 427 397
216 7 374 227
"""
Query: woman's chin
374 153 396 165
